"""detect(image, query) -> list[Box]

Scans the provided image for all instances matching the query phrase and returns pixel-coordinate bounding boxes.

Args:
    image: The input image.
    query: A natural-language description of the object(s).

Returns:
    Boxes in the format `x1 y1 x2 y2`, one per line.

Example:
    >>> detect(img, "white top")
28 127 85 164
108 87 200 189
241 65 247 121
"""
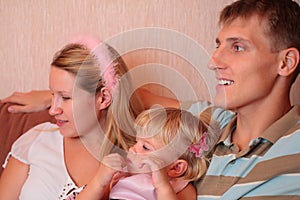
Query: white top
3 122 81 200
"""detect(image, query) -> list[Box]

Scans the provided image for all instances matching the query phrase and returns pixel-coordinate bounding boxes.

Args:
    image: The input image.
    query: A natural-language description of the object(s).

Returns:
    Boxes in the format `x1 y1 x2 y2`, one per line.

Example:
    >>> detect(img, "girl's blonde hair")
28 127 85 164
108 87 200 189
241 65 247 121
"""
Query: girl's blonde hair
51 42 144 159
135 107 220 181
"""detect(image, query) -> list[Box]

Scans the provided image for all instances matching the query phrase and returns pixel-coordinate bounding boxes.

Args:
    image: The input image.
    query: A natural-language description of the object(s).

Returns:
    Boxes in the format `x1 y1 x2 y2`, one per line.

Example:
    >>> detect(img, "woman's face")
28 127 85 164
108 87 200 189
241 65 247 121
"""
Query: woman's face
49 67 101 138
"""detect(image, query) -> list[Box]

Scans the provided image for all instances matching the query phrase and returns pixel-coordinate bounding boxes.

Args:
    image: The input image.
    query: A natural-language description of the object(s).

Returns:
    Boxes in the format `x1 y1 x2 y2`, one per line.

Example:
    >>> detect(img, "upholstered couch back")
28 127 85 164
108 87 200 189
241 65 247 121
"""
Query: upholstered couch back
0 102 55 175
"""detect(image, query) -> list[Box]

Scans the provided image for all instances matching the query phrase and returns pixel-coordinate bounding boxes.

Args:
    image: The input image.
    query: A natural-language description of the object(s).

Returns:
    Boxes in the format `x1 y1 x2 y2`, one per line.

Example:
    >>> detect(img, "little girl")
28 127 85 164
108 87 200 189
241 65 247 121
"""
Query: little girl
73 107 220 200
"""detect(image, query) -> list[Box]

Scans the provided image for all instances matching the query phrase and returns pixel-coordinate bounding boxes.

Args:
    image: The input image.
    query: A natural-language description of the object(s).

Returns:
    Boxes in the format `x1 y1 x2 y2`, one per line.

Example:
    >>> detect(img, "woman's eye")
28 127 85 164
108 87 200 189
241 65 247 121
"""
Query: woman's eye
62 96 71 101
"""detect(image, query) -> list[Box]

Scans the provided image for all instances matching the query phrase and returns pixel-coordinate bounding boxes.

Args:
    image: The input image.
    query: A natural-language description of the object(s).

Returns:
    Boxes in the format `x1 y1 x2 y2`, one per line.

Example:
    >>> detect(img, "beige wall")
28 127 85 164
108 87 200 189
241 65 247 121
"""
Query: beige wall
0 0 299 104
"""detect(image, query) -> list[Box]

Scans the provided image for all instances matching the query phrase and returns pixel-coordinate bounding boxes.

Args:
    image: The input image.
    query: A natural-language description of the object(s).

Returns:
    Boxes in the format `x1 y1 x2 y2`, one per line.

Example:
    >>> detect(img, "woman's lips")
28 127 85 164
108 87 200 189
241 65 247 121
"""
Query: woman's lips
56 119 68 127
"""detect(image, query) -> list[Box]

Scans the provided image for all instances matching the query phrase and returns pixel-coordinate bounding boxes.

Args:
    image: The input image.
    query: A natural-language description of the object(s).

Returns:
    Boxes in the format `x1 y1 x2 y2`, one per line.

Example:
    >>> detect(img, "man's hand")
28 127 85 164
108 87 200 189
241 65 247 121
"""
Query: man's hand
1 90 52 113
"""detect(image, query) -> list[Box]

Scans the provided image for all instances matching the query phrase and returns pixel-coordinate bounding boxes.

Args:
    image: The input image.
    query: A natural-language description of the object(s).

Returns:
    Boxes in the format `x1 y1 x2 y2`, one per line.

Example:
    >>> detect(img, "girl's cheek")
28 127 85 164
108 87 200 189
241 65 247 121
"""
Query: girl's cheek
126 153 147 173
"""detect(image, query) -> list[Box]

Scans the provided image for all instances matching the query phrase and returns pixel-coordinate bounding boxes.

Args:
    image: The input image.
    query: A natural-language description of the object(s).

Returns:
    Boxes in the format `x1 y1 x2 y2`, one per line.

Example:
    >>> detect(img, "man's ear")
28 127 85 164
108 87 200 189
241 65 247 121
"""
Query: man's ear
278 47 299 77
96 87 112 110
167 159 188 178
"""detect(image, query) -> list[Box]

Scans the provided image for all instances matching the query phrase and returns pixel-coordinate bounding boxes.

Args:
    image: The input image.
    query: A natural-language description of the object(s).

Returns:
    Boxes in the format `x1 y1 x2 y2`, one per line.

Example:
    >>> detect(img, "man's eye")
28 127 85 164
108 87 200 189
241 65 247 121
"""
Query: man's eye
233 45 244 52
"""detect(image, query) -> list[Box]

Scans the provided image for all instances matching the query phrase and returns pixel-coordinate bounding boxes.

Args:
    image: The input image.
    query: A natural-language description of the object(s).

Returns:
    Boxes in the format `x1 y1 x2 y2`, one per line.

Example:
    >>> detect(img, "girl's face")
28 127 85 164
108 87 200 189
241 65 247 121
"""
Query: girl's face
49 67 100 138
129 135 164 154
126 134 173 173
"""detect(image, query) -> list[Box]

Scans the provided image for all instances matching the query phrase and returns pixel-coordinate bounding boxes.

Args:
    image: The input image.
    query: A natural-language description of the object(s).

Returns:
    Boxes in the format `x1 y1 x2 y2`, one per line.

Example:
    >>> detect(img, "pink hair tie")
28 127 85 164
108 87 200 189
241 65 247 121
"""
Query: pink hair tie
188 131 209 157
70 35 120 95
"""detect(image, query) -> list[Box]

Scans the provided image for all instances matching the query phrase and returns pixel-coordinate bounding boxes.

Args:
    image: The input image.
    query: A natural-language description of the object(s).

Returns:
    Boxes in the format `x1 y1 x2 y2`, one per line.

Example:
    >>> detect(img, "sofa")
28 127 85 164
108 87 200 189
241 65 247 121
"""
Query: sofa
0 102 55 175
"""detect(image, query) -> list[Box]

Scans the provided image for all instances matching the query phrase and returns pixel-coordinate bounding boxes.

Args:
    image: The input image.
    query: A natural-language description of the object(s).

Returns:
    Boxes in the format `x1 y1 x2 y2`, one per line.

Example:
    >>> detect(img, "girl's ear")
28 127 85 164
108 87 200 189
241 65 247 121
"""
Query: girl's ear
278 47 299 77
167 159 188 178
96 87 112 110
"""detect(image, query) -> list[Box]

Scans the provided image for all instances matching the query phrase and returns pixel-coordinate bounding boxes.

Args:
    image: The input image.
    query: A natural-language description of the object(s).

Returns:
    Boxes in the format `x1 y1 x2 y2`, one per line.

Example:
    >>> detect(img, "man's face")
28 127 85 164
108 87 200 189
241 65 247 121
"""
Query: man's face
210 15 282 111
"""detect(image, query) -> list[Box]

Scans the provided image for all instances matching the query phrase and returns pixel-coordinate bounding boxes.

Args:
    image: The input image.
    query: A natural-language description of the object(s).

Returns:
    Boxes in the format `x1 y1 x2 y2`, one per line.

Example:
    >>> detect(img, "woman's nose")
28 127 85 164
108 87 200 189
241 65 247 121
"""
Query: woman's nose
49 103 63 116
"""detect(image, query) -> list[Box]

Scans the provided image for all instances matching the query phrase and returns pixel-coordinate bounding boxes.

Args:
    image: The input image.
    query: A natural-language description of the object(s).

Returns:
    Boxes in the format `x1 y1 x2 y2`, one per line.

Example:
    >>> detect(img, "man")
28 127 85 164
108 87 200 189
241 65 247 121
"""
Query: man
197 0 300 199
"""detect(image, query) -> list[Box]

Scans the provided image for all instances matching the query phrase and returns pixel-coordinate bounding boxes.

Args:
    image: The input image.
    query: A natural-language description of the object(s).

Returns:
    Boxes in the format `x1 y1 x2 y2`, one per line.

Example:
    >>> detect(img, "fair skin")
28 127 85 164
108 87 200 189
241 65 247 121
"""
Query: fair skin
210 15 299 149
75 134 196 200
0 66 110 199
128 136 196 200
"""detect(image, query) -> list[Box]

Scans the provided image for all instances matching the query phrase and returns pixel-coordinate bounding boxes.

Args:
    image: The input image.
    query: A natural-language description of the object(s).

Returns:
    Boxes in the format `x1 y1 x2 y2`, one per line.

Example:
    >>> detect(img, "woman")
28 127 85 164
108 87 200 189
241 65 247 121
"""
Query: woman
0 37 144 199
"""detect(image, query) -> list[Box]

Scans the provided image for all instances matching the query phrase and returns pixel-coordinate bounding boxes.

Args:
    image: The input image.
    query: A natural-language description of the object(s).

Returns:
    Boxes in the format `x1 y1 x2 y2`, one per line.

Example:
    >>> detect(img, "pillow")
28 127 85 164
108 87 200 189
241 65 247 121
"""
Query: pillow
0 102 55 175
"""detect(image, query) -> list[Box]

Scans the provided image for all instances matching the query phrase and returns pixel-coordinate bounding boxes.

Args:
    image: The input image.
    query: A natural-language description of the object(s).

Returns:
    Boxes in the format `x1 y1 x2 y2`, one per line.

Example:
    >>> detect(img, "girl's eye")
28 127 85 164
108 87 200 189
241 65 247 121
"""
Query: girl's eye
142 145 150 151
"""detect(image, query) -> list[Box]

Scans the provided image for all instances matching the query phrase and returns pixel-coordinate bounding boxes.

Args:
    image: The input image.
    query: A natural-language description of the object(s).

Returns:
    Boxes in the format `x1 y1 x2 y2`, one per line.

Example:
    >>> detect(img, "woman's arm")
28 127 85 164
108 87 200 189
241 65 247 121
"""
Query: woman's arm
0 157 29 199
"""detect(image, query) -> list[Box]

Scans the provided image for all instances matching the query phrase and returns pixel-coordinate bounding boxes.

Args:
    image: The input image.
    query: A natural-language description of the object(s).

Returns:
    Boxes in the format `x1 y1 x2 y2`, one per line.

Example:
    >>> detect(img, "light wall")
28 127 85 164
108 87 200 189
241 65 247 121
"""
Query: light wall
0 0 299 105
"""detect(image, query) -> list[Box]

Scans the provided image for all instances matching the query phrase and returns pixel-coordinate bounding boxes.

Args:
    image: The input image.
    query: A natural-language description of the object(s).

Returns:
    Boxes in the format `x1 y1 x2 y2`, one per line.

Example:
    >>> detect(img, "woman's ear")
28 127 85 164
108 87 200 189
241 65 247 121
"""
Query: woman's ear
167 159 188 178
96 87 112 110
278 47 299 77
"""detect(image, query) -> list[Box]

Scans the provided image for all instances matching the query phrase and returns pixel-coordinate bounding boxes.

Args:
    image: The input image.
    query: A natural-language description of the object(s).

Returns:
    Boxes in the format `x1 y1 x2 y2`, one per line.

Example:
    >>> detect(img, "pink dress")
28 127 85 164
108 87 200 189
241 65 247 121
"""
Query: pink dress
109 173 189 200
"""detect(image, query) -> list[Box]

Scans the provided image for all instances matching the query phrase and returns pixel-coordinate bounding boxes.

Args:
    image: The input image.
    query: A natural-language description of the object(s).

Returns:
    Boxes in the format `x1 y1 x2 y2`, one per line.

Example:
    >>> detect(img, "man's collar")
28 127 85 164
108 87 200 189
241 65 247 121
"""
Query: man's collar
217 105 300 145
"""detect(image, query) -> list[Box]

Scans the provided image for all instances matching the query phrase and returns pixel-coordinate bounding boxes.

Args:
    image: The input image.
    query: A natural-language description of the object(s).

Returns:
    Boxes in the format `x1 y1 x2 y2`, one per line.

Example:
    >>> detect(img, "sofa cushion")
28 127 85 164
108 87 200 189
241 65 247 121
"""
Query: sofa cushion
0 102 55 175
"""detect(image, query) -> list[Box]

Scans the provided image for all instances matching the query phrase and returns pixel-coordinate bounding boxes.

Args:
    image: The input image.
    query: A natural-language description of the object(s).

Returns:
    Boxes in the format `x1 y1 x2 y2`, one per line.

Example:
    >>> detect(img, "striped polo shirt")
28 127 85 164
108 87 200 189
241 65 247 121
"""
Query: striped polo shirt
197 105 300 200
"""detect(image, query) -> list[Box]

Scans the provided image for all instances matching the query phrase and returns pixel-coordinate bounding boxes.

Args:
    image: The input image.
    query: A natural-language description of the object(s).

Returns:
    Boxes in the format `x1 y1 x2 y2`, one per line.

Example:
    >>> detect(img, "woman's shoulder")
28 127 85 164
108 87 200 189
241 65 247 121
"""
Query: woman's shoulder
4 122 60 166
15 122 59 143
11 122 60 157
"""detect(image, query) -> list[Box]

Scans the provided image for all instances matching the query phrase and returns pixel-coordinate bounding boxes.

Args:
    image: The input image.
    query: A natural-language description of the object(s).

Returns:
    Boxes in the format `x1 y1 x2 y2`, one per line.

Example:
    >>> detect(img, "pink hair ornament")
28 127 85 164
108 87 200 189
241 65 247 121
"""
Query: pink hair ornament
188 131 209 157
70 35 120 95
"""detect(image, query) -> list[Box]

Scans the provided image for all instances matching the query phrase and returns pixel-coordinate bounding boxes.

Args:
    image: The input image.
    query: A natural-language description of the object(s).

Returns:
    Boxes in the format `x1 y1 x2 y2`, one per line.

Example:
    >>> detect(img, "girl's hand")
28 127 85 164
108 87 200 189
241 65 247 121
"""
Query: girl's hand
95 153 127 187
142 156 178 200
140 155 170 190
74 154 127 200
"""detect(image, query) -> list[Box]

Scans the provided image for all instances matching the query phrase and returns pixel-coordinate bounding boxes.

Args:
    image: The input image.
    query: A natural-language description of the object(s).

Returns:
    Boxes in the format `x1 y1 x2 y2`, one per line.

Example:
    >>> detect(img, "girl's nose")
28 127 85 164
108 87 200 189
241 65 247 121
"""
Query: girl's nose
128 146 137 154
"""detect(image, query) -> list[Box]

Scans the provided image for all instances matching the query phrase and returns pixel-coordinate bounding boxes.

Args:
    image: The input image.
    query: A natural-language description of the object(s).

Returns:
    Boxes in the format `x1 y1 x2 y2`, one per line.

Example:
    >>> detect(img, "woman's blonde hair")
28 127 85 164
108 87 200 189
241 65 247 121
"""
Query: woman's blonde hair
135 107 220 181
51 42 144 159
